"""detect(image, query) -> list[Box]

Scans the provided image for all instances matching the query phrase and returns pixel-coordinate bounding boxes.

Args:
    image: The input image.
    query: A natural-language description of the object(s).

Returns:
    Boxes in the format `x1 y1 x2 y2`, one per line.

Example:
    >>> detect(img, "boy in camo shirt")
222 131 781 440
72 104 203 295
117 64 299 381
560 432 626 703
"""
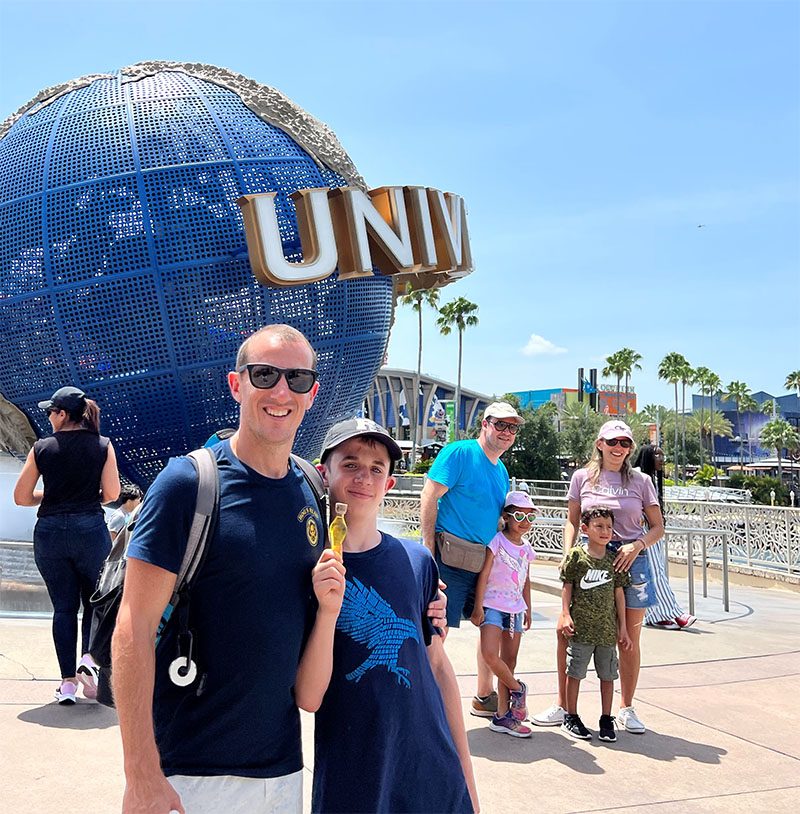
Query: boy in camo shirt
558 506 632 742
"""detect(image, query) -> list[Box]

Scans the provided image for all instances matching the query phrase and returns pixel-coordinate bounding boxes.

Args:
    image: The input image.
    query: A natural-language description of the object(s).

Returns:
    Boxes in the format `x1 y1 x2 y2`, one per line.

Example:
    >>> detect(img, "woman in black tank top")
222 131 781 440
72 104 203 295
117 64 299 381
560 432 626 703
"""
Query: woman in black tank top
14 386 120 705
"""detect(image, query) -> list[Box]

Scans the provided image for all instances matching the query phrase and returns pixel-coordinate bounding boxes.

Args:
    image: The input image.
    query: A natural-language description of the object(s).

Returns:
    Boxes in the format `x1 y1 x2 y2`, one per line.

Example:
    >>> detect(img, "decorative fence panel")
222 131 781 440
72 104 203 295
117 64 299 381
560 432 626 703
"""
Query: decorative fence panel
379 496 800 575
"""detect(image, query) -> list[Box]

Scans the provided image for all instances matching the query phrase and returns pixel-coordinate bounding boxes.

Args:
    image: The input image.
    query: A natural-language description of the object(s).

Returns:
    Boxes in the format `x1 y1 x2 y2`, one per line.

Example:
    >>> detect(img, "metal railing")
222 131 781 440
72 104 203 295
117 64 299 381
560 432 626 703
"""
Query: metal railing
378 495 800 578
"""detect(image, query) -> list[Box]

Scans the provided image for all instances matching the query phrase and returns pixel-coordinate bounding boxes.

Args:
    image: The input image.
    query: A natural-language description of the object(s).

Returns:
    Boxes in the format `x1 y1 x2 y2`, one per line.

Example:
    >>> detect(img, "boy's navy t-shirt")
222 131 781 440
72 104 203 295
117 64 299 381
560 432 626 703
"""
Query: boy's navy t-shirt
312 534 472 814
127 440 323 778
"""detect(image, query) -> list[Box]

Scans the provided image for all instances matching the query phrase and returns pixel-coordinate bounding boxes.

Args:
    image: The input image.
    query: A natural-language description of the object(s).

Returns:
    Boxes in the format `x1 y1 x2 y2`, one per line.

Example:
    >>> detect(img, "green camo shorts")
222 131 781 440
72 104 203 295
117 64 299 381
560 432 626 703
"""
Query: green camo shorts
566 641 619 681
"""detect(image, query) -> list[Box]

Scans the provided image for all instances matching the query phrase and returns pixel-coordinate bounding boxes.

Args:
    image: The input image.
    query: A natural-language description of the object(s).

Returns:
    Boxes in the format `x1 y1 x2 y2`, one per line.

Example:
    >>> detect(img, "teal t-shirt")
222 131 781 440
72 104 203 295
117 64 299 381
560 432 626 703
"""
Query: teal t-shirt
428 439 509 545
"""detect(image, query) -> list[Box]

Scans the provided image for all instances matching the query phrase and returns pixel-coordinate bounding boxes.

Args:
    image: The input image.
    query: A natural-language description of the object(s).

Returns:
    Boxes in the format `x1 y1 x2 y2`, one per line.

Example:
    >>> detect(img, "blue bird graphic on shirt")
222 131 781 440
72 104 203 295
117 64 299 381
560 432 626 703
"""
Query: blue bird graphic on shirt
336 577 419 688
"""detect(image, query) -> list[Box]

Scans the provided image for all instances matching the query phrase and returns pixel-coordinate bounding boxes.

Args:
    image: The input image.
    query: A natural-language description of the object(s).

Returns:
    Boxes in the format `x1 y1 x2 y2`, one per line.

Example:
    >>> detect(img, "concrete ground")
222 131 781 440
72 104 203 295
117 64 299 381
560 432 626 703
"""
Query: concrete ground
1 565 798 813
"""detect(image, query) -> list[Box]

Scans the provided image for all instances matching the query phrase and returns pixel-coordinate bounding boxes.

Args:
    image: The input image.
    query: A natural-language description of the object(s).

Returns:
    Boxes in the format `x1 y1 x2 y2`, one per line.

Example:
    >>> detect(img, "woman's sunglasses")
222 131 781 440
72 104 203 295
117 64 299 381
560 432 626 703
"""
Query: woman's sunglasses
604 438 632 448
238 363 318 394
507 511 537 522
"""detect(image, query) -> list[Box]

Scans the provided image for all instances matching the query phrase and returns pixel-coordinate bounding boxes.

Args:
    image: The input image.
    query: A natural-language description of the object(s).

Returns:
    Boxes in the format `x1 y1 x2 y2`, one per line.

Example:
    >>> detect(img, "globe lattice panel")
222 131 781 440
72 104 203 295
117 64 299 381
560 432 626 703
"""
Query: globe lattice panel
0 68 393 487
47 179 151 286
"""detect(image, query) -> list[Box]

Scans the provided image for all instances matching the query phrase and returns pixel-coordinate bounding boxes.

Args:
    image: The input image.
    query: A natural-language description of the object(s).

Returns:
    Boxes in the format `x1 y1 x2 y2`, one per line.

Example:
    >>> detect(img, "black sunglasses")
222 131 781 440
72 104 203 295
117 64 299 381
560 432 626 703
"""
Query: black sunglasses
46 407 60 415
238 363 318 394
489 419 521 435
604 438 633 448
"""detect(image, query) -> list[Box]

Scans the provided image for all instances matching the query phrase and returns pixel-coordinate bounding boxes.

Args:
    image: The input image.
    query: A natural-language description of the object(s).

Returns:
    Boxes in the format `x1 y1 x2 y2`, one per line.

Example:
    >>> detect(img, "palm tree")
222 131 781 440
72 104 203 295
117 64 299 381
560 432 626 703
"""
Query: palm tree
658 353 688 483
761 400 781 418
722 381 752 469
688 410 734 456
786 370 800 400
740 394 759 463
399 283 440 463
436 296 479 440
704 370 722 473
617 348 642 417
693 366 713 466
759 419 800 483
679 360 694 485
602 351 626 416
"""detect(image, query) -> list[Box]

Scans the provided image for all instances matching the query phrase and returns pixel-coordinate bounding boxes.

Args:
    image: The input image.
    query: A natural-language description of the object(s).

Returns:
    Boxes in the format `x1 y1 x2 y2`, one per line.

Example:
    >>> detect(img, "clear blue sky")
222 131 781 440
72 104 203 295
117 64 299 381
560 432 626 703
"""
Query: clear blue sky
1 0 798 408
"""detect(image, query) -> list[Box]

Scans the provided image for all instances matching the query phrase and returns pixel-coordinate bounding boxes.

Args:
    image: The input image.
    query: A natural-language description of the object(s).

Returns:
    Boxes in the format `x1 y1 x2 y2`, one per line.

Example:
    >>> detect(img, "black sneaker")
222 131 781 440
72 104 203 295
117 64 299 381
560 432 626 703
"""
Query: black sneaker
598 714 616 742
561 713 592 740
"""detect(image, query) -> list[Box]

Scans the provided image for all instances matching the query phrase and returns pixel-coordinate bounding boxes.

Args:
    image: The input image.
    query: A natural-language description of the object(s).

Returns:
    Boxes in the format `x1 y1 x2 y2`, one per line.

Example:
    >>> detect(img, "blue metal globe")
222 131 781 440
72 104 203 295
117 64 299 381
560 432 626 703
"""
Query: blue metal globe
0 65 392 486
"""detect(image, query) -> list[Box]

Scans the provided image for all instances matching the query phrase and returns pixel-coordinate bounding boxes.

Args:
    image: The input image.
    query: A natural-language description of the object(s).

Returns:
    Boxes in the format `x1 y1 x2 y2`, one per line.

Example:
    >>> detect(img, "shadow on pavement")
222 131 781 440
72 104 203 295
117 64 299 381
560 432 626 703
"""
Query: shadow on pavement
18 700 118 730
468 725 726 773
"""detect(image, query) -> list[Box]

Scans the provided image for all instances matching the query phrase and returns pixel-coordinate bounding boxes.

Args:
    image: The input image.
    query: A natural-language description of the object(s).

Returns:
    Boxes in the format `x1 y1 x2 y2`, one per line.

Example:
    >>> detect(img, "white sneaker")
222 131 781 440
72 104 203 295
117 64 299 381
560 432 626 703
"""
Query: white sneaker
54 681 78 705
76 654 99 700
531 703 565 726
618 705 645 733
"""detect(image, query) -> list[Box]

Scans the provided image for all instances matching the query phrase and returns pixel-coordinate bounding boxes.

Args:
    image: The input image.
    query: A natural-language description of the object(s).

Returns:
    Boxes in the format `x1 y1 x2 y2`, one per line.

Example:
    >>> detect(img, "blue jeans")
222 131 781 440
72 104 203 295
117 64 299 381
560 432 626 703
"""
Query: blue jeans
33 512 110 678
606 540 657 610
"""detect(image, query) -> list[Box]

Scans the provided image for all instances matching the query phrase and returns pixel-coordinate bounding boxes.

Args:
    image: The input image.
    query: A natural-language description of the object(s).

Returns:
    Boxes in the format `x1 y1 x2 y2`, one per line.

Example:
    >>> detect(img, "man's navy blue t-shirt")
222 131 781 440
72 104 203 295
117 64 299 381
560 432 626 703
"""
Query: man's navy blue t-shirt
312 534 472 814
127 440 323 778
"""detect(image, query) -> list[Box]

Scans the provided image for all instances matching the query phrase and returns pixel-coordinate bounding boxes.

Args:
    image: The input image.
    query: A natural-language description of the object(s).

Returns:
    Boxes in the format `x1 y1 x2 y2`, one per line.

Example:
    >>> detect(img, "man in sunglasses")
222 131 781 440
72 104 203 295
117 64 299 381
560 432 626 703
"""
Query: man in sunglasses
420 400 524 720
113 324 325 814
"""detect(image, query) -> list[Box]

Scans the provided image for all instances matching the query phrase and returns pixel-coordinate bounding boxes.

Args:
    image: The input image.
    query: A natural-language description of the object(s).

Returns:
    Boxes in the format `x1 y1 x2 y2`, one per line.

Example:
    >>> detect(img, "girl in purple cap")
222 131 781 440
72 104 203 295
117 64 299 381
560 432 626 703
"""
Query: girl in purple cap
532 420 664 735
14 386 120 705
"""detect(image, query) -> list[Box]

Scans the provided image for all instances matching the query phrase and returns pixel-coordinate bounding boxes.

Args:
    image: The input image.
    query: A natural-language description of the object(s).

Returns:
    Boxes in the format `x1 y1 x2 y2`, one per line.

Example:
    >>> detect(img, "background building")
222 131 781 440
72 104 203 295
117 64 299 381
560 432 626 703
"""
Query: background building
366 367 491 446
692 391 800 464
512 385 636 415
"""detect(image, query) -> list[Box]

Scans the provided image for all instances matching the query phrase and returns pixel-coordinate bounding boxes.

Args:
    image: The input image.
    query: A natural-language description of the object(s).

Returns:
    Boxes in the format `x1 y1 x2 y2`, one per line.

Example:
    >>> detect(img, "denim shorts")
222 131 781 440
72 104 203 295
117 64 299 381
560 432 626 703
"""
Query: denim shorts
566 641 619 681
480 607 525 634
606 540 657 610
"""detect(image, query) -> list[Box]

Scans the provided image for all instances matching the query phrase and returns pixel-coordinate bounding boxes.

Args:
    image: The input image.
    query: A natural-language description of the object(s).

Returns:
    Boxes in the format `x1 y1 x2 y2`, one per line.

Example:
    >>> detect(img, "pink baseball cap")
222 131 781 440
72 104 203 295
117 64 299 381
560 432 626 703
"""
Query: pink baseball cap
597 420 634 441
504 491 540 512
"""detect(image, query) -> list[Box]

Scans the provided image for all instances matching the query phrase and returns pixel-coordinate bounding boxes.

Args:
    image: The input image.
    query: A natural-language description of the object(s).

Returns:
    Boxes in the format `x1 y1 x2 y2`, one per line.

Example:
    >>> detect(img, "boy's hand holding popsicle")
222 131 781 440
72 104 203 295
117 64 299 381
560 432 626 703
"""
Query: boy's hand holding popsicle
311 502 349 616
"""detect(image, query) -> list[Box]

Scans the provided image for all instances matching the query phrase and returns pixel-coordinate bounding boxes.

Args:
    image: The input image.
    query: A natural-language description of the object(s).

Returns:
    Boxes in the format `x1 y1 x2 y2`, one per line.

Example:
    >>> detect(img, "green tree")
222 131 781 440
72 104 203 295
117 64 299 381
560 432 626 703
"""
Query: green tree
761 400 781 417
690 464 724 487
687 410 734 454
759 418 800 482
786 370 800 399
693 366 713 466
722 381 751 469
602 351 626 416
658 353 688 483
740 394 759 463
729 473 789 506
704 370 722 472
436 296 478 440
617 348 642 417
399 283 440 463
502 403 560 480
558 404 606 466
678 360 695 484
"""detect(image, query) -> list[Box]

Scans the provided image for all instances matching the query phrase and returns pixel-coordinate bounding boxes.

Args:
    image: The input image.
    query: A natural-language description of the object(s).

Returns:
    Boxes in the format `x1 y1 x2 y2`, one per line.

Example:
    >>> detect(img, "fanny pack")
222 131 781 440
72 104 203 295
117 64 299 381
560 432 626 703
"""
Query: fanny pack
435 531 486 573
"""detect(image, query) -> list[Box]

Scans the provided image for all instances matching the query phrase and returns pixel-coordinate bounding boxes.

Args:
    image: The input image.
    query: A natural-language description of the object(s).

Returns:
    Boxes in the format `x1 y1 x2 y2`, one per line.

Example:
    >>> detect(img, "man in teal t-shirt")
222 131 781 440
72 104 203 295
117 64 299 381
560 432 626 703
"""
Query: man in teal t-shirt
420 401 523 717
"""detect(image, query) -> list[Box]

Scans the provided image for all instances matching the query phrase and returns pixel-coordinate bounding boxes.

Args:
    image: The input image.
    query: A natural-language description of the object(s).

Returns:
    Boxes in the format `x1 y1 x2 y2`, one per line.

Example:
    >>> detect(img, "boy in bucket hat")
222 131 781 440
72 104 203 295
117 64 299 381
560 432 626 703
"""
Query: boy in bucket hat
296 418 478 813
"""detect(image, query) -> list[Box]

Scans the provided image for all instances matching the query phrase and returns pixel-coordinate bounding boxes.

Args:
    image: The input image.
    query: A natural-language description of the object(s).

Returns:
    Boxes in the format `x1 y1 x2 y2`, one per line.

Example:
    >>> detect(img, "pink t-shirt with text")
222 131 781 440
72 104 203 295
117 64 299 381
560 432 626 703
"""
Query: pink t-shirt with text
483 532 536 614
567 468 659 541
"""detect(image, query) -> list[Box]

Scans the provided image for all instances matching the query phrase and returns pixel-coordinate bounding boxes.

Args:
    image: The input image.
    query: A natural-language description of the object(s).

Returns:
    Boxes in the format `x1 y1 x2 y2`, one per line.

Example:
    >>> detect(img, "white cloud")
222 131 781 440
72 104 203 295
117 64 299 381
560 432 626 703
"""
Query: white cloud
521 334 567 356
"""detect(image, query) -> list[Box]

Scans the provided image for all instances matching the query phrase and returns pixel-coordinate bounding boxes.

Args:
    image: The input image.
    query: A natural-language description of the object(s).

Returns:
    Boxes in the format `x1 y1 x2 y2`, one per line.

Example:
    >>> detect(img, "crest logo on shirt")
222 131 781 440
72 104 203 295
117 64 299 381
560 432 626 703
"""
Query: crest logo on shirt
298 506 321 547
306 517 319 547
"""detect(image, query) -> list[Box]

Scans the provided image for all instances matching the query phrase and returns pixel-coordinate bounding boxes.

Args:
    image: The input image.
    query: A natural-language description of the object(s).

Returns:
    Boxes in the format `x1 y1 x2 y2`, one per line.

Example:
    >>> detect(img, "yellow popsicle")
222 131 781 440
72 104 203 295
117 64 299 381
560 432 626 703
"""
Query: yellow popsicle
329 502 348 556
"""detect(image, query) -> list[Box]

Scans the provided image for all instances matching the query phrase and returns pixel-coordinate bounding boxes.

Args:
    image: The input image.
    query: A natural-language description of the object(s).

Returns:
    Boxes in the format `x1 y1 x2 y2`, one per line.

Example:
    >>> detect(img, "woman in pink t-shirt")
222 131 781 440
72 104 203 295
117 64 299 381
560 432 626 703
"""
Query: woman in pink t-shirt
532 420 664 736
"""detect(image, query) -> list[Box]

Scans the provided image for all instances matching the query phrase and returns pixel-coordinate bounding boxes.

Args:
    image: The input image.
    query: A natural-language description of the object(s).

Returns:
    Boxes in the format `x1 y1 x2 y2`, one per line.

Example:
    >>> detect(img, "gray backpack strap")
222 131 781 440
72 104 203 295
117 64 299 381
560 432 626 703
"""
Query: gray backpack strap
170 447 219 603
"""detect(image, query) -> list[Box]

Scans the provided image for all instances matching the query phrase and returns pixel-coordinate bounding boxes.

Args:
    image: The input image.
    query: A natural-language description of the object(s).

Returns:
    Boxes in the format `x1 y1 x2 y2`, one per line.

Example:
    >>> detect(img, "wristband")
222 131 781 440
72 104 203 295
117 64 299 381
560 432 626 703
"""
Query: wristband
638 539 646 552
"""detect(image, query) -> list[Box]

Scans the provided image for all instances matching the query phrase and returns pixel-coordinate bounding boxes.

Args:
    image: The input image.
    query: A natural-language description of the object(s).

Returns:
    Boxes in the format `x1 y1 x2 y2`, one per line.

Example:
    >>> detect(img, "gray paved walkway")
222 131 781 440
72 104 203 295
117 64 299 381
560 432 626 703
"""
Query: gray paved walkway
1 566 798 813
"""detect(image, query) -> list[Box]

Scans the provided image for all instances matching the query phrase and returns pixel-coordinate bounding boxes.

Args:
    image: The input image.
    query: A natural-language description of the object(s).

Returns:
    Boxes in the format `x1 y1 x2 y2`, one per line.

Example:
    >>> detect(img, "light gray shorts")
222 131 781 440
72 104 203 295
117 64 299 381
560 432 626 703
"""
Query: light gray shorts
566 641 619 682
168 769 302 814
